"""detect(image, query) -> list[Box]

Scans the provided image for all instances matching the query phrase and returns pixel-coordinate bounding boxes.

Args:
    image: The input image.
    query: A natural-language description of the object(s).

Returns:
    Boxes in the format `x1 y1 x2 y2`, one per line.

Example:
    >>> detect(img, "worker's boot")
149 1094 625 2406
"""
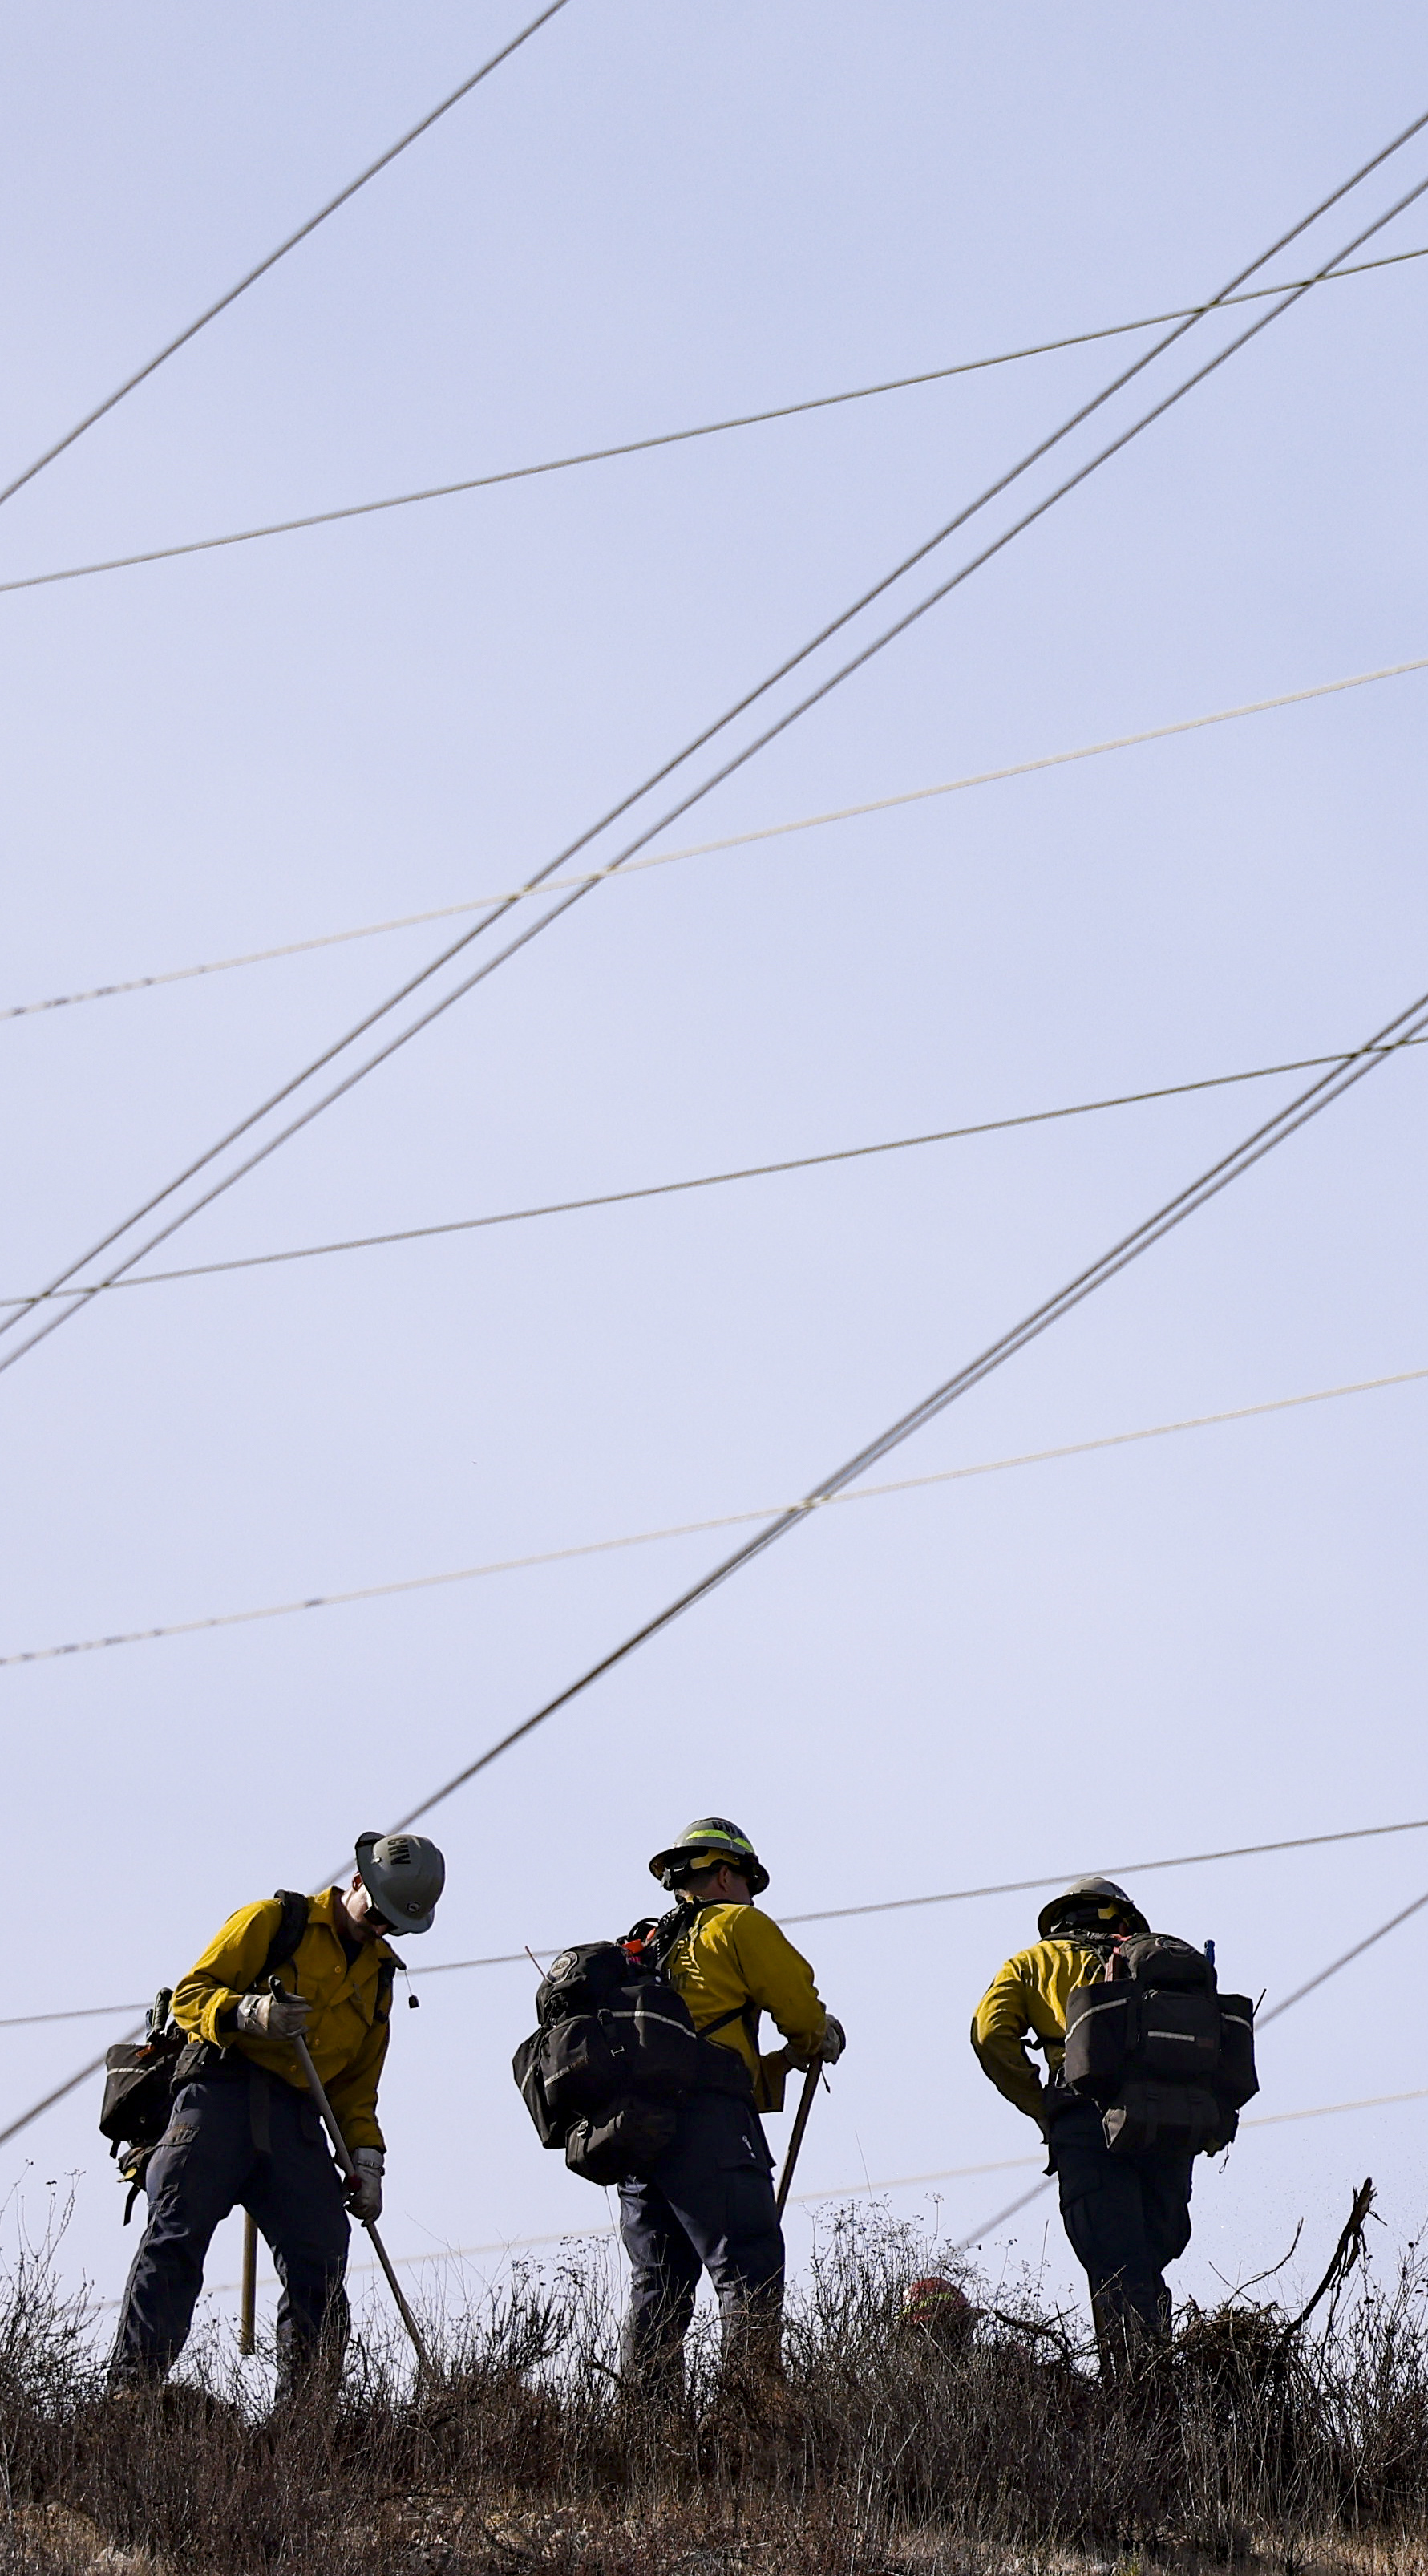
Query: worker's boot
711 2299 790 2452
272 2309 347 2413
1093 2286 1177 2532
627 2345 687 2416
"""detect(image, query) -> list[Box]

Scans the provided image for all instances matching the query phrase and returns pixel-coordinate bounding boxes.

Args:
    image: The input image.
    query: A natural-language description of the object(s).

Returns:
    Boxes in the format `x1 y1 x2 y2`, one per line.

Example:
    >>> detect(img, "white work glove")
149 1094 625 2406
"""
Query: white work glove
346 2148 384 2223
819 2016 847 2065
235 1990 312 2041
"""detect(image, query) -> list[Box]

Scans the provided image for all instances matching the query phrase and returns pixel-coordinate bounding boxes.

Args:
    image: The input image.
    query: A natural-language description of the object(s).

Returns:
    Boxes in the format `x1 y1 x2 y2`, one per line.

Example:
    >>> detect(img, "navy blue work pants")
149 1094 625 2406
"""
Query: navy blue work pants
111 2064 350 2388
1049 2100 1193 2359
618 2090 783 2384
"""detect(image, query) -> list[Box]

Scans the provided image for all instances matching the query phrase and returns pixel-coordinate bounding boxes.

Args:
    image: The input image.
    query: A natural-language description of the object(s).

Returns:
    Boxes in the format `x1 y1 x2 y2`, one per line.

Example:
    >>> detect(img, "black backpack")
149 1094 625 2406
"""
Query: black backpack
99 1890 311 2220
512 1918 754 2189
1062 1932 1258 2157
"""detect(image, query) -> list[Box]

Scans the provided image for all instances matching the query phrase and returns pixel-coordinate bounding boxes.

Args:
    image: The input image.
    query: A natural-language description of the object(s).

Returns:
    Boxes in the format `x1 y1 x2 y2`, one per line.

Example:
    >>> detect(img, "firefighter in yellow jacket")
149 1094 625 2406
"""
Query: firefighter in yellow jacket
111 1833 444 2392
619 1817 845 2393
971 1874 1195 2370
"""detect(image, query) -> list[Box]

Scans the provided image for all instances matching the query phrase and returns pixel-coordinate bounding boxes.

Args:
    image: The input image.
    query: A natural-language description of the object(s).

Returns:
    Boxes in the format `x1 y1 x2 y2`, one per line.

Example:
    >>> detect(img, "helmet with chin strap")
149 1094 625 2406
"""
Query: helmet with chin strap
1037 1874 1148 1942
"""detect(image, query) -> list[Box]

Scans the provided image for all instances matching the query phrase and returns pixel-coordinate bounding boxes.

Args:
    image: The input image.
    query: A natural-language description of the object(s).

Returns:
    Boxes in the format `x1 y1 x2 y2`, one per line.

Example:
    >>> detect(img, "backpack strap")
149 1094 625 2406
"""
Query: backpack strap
644 1905 758 2047
259 1889 310 1986
375 1957 398 2019
641 1901 707 1975
699 2003 751 2039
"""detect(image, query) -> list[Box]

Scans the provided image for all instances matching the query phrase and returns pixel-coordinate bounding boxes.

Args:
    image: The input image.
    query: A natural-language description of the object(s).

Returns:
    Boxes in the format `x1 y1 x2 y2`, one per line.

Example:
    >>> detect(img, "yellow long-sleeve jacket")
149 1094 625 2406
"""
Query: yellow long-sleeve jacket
172 1889 397 2153
662 1901 827 2114
970 1938 1106 2127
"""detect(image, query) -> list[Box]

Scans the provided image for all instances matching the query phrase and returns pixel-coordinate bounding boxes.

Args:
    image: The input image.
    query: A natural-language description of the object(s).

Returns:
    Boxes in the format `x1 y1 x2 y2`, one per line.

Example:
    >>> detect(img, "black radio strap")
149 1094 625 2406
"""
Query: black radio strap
260 1889 310 1986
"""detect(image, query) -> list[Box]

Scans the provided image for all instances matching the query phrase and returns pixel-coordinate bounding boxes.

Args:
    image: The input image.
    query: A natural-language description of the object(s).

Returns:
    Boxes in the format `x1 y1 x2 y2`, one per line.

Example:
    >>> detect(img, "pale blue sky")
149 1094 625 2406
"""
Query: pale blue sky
2 4 1426 2341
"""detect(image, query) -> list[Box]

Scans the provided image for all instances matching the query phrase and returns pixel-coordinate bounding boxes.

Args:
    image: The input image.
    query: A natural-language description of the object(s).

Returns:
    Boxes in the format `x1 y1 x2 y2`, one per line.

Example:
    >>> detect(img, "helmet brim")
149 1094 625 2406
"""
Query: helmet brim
1037 1897 1150 1941
367 1902 436 1938
647 1845 769 1898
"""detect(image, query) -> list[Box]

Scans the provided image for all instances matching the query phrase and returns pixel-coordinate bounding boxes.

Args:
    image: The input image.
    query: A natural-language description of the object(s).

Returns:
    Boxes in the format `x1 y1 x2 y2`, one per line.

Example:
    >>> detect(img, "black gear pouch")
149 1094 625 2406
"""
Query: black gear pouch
1102 2077 1232 2157
564 2095 679 2186
99 2038 184 2149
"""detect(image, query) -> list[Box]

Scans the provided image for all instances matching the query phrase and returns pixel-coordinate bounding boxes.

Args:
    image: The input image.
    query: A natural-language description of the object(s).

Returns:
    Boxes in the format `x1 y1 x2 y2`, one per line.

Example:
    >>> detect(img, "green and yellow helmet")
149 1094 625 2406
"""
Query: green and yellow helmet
648 1816 769 1898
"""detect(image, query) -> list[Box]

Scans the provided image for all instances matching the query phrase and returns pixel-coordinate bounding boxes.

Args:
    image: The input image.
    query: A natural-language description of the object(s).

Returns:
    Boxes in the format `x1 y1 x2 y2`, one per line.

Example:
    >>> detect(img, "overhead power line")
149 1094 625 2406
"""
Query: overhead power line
632 2084 1428 2226
2 242 1423 601
6 650 1425 1026
368 981 1428 1848
7 1862 1426 2200
0 1 574 516
23 1873 1424 2296
955 2182 1054 2246
95 2082 1428 2310
780 1815 1428 1937
9 146 1423 2209
6 125 1424 1377
6 1038 1420 2139
12 1812 1428 2036
1259 1888 1428 2027
0 2042 126 2150
182 2087 1428 2299
4 1360 1422 1672
4 1035 1424 1308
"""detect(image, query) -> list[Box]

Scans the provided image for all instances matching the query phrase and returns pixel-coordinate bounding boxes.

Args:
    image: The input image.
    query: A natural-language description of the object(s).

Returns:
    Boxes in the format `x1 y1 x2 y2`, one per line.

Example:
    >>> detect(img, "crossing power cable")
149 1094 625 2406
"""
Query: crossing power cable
4 1359 1424 1675
7 1035 1423 2133
7 650 1427 1026
24 1869 1422 2286
1 241 1422 601
10 1813 1428 2037
9 1853 1428 2169
1257 1887 1428 2027
0 2 574 516
9 144 1423 2254
5 121 1425 1377
374 2086 1428 2275
141 2085 1428 2304
7 167 1426 2159
812 2084 1428 2226
89 2081 1428 2307
358 977 1428 1846
5 1036 1424 1310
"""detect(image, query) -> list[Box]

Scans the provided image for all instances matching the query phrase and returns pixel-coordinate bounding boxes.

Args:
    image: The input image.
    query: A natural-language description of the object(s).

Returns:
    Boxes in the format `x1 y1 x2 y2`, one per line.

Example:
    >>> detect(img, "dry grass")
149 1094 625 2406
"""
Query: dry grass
2 2197 1428 2574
